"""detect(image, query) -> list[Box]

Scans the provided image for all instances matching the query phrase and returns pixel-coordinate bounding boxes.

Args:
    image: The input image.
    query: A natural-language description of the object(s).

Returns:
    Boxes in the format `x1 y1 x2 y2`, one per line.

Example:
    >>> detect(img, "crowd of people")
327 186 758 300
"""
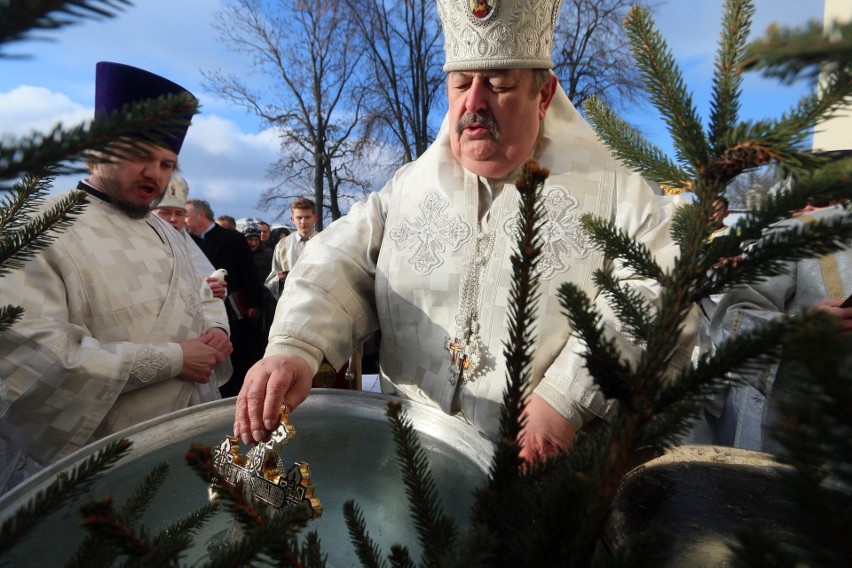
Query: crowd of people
0 0 849 495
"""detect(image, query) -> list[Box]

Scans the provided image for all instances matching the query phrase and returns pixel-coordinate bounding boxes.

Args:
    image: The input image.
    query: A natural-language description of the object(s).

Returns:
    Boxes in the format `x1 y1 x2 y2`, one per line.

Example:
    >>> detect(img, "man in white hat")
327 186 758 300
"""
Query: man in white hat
152 174 227 300
235 0 693 462
0 62 233 492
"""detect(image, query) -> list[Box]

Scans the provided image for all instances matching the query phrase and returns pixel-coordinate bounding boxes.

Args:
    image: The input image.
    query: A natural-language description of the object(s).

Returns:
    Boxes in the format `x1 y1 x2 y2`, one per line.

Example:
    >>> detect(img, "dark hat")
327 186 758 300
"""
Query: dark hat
243 224 261 239
95 61 196 154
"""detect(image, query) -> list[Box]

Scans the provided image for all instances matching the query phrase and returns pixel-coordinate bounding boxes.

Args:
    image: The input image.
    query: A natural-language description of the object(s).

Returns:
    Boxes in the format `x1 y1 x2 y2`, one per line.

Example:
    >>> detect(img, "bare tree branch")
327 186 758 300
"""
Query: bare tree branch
203 0 368 228
347 0 444 164
553 0 653 112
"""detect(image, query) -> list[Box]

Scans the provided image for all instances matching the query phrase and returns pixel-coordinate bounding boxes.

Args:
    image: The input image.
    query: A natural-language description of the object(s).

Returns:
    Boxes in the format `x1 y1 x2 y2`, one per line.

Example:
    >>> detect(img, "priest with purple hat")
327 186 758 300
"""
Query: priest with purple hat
0 62 233 493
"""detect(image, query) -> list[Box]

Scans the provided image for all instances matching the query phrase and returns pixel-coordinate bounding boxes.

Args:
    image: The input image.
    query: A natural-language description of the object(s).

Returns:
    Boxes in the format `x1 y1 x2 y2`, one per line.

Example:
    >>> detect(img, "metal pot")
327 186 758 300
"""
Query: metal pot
604 445 794 567
0 390 494 567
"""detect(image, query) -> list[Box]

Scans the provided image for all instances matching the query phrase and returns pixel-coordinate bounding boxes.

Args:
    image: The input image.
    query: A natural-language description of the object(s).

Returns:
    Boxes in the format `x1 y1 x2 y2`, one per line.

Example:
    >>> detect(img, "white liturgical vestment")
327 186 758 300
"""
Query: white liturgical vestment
265 232 313 299
267 86 694 441
0 189 230 489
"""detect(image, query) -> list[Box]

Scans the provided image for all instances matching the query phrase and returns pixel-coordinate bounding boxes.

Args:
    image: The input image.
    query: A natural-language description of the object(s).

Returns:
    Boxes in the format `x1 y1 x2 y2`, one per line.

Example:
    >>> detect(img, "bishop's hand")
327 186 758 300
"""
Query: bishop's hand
518 393 576 463
234 354 313 446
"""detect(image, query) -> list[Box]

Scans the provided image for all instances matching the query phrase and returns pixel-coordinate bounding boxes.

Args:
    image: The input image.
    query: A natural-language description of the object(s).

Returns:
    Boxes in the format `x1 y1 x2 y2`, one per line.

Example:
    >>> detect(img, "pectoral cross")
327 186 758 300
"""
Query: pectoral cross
445 335 467 385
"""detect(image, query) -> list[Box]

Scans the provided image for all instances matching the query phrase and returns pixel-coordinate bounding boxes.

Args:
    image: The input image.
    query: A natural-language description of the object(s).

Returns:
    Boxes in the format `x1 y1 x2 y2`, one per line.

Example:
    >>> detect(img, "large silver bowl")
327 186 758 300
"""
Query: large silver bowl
604 445 794 567
0 390 494 567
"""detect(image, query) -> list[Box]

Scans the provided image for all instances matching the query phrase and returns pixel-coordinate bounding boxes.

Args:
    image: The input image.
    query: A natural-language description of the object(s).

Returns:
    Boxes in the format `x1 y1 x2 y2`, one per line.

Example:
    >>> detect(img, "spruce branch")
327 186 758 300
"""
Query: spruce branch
385 399 456 567
0 0 132 55
79 497 150 557
302 532 326 568
343 500 386 568
0 439 132 555
592 270 654 343
465 160 548 568
64 463 171 568
717 162 850 241
151 502 219 551
0 176 88 279
709 0 753 153
669 203 699 249
0 303 24 335
742 20 852 83
184 443 266 529
556 282 633 403
702 211 852 298
581 214 666 282
0 168 54 232
624 4 712 175
388 545 417 568
119 462 169 528
713 72 852 182
0 92 198 185
584 96 693 190
501 159 548 449
207 509 311 568
643 328 785 447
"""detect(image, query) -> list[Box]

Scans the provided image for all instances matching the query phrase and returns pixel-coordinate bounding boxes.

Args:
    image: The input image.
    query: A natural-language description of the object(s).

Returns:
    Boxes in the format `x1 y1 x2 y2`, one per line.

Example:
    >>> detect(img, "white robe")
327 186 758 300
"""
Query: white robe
267 86 695 441
265 232 313 299
0 191 230 489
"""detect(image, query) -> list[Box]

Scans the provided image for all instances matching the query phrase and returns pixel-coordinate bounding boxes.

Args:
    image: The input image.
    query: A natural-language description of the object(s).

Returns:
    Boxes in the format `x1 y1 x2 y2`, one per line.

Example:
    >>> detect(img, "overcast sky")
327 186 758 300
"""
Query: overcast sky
1 0 826 226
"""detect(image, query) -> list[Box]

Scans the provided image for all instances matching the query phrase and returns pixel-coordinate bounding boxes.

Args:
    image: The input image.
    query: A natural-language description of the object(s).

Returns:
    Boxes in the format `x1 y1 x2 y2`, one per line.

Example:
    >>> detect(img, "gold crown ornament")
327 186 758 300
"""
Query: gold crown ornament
211 405 322 517
437 0 564 72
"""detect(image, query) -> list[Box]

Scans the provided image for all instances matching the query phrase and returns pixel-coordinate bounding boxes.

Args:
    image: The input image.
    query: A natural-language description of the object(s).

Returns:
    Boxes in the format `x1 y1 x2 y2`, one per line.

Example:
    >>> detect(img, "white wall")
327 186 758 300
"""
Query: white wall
812 0 852 152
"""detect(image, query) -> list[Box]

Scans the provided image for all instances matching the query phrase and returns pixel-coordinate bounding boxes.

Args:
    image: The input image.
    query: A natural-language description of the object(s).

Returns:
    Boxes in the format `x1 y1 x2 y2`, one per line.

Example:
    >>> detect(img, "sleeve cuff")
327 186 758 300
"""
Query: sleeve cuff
533 378 600 430
264 337 322 376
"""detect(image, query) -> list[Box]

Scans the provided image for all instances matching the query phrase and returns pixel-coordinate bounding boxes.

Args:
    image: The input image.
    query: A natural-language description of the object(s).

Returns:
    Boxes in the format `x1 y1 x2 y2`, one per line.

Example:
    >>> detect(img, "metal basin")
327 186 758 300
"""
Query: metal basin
604 445 795 567
0 390 494 567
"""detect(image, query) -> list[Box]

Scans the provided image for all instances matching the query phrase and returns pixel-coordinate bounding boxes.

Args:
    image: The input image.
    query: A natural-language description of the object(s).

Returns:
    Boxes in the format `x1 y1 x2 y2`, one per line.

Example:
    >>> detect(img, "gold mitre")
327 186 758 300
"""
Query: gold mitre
437 0 564 72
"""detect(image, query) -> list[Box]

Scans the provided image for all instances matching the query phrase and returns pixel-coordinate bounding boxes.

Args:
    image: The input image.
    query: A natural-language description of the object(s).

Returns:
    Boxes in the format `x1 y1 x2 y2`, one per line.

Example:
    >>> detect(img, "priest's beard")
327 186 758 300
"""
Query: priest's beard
100 177 165 219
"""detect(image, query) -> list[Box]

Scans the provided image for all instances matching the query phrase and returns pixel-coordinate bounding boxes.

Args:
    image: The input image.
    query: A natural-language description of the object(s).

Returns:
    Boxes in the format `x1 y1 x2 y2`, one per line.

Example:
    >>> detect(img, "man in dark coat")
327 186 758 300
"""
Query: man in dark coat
243 223 276 341
186 199 265 397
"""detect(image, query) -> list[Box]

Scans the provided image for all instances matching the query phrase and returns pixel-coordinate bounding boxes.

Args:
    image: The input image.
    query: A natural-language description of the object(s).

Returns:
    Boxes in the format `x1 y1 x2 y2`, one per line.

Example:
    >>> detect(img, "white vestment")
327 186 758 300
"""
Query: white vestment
0 190 230 490
267 86 695 441
265 232 313 299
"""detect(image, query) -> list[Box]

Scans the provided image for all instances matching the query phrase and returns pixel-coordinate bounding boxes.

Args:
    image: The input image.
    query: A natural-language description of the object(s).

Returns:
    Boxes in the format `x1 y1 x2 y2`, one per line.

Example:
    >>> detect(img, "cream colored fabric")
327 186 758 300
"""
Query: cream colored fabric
158 174 189 210
437 0 562 71
0 192 230 477
266 85 696 441
265 232 313 299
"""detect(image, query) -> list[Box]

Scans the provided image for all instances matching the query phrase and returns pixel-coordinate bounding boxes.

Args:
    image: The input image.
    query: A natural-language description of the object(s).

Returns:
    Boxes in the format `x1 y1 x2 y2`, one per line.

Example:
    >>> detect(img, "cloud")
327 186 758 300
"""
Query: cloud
0 82 282 222
172 117 283 221
0 85 90 137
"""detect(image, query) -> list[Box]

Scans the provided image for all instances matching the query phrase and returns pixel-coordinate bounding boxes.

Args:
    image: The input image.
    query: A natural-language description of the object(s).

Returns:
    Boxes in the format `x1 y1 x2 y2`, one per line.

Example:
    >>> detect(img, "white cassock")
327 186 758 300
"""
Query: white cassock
265 232 312 299
266 85 696 441
0 189 231 491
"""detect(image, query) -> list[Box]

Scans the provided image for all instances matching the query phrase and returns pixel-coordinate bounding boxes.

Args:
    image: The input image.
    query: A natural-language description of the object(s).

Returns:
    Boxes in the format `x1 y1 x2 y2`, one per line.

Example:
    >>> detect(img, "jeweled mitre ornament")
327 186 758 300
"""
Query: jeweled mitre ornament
436 0 564 71
211 406 322 517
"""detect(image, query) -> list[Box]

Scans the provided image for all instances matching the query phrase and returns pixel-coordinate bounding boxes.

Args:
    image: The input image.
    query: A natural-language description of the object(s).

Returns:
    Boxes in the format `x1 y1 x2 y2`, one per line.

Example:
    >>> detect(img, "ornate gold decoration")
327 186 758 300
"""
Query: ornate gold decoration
211 405 322 517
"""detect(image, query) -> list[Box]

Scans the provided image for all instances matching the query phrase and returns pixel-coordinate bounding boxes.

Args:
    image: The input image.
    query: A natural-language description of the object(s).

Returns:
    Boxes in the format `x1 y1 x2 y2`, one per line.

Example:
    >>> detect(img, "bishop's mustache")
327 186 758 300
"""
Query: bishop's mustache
456 112 500 140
